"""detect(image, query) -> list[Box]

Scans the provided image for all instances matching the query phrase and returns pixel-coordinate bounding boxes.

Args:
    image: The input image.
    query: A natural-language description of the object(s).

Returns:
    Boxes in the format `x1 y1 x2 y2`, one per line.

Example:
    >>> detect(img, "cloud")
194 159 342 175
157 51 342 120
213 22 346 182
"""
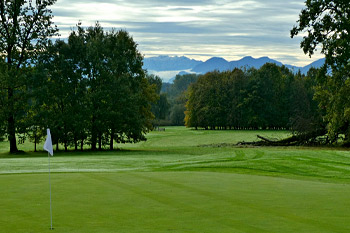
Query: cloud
50 0 321 67
169 7 194 11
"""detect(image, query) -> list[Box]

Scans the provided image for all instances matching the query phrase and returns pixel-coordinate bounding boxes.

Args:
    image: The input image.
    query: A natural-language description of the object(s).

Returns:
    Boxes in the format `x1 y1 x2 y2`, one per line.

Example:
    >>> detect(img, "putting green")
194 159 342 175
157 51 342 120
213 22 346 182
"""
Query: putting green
1 172 350 233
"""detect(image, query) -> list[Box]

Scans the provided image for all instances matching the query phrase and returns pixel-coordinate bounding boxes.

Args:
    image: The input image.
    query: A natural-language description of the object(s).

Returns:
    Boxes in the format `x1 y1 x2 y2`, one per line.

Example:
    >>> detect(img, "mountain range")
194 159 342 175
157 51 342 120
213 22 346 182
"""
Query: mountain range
143 55 202 71
143 55 325 83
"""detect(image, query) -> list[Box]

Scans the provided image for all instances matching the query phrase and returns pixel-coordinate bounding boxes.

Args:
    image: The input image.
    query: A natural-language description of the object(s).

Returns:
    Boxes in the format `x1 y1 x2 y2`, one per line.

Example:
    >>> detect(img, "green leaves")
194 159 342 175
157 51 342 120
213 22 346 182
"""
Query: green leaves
185 64 321 132
292 0 350 145
0 0 58 152
32 24 156 151
291 0 350 72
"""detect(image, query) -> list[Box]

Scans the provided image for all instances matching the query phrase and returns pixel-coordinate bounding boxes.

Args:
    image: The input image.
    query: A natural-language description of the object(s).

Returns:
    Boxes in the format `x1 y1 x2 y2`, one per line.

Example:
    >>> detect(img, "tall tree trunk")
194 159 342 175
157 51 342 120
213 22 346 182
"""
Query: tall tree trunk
80 138 84 151
8 88 18 153
74 137 78 151
64 132 68 152
110 129 114 150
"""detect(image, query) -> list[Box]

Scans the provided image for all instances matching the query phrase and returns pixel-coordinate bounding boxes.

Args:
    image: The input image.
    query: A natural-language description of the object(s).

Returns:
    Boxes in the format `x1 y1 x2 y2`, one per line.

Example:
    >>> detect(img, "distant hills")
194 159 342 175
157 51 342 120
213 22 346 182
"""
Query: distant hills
143 55 325 82
143 55 202 71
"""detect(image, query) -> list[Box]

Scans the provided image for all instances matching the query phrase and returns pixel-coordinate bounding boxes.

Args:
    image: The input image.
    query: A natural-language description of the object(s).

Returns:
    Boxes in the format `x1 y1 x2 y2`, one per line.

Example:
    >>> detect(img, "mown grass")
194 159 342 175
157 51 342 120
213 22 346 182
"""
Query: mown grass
1 127 350 232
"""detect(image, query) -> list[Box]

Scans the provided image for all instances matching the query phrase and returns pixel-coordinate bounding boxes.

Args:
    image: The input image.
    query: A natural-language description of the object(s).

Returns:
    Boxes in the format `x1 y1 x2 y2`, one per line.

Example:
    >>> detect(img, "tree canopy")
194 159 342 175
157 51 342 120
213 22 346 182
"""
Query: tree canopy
0 0 58 152
185 64 321 135
0 1 158 153
31 23 157 151
291 0 350 74
291 0 350 145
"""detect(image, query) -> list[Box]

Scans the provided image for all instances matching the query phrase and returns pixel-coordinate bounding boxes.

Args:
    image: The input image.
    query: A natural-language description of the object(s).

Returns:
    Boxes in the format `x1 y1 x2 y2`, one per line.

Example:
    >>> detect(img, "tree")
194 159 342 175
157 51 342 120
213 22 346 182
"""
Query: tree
291 0 350 145
223 69 248 129
31 23 156 151
185 65 320 133
288 68 324 135
65 23 156 150
147 74 170 124
0 0 58 153
104 29 156 149
170 104 185 126
185 71 222 129
32 39 87 152
239 64 289 130
166 74 199 126
291 0 350 74
0 60 9 140
167 74 199 99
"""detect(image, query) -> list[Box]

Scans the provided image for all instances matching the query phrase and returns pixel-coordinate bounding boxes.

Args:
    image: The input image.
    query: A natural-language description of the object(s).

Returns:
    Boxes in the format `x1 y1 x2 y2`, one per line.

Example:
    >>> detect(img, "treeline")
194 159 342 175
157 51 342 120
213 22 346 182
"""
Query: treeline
185 64 323 131
0 2 163 153
1 23 158 152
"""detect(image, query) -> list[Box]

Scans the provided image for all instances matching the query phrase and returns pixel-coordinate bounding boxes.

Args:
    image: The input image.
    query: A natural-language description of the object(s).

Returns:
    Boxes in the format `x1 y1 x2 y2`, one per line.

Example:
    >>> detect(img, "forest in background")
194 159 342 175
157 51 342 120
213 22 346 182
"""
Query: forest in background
1 0 350 152
152 1 350 146
153 64 325 144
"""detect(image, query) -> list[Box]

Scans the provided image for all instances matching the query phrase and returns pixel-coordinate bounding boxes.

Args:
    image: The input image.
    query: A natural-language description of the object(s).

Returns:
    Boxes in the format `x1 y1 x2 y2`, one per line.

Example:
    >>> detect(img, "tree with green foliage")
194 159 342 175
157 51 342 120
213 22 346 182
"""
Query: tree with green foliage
82 23 106 150
103 29 156 149
165 74 199 125
156 94 170 120
291 0 350 145
0 60 9 141
31 23 156 151
223 68 248 129
185 71 220 129
170 104 186 126
291 0 350 74
147 74 170 124
167 74 199 100
289 68 324 136
0 0 58 153
185 64 320 134
33 39 87 151
253 63 287 129
169 89 187 126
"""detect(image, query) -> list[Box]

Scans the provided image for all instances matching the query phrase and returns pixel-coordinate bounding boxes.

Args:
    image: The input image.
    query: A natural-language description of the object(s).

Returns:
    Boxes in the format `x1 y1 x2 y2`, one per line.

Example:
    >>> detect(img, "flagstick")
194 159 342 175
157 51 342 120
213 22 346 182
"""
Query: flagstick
48 152 53 230
44 128 54 230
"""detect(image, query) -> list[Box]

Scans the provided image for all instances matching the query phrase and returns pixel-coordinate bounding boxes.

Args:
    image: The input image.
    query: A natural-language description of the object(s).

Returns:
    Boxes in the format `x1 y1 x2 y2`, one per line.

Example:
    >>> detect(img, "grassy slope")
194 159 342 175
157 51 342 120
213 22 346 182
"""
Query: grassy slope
1 127 350 232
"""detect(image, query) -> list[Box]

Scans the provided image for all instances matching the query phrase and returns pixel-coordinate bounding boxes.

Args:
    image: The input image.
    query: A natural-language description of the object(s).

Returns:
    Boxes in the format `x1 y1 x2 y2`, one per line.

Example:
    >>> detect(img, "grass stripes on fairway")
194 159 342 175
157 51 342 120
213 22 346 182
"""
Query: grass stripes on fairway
1 147 350 182
1 127 350 232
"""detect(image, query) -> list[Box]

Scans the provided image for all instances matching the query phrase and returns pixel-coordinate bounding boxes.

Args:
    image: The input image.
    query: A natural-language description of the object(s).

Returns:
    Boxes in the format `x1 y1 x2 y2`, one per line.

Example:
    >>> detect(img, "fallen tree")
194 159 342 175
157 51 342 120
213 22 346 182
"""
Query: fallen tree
237 129 328 146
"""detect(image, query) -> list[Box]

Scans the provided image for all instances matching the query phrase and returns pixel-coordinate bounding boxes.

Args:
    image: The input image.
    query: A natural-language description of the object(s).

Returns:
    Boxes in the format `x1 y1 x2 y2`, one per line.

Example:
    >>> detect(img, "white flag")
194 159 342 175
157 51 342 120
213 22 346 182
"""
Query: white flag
44 128 53 156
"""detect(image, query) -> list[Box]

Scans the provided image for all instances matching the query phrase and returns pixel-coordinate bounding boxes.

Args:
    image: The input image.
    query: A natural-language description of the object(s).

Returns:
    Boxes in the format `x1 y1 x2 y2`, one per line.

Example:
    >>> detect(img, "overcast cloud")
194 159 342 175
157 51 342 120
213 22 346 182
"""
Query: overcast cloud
51 0 323 66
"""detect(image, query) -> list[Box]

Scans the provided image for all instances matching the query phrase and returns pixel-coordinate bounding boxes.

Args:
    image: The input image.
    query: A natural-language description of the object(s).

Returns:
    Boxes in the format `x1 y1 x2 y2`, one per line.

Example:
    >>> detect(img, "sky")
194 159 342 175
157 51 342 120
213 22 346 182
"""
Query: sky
51 0 324 67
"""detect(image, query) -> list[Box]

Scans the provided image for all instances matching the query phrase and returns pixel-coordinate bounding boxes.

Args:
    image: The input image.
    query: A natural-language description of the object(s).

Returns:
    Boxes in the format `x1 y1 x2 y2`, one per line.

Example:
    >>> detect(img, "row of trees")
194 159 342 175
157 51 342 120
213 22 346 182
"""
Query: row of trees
0 1 157 152
1 0 349 150
184 64 323 132
184 0 350 146
29 24 156 151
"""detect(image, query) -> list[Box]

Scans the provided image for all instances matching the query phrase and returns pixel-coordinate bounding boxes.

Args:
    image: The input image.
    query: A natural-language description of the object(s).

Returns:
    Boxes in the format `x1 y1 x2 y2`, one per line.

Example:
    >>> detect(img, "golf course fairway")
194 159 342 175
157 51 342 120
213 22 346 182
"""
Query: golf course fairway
1 127 350 232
